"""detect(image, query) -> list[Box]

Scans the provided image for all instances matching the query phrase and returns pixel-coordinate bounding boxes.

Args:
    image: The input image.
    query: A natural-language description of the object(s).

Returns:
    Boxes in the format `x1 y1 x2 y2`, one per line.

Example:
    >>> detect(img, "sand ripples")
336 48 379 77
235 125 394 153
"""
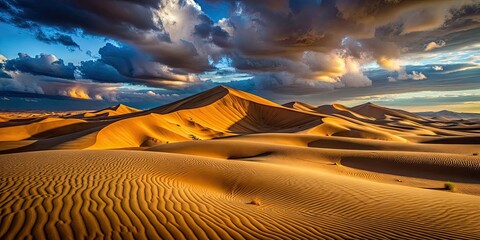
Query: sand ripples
1 150 480 239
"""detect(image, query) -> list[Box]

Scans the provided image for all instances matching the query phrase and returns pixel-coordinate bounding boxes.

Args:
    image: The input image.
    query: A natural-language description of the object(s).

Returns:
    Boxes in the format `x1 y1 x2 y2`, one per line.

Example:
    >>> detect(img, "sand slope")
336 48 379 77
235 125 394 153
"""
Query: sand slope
88 86 325 149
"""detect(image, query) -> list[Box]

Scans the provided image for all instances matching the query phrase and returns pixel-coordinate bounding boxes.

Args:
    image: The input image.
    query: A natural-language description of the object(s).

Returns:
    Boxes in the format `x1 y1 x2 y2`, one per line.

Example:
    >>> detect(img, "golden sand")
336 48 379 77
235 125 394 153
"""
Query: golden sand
1 86 480 239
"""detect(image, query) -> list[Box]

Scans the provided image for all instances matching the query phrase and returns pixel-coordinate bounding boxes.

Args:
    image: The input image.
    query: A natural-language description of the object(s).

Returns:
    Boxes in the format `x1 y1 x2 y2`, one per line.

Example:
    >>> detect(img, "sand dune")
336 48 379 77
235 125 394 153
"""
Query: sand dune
82 104 140 118
314 104 374 121
2 86 477 152
350 102 428 122
1 86 480 239
0 117 86 141
282 101 317 112
89 86 326 149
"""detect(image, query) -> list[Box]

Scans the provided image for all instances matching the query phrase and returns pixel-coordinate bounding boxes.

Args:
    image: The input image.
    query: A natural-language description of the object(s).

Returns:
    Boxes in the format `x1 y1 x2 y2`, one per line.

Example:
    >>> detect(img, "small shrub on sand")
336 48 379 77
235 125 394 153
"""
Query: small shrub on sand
473 152 479 156
189 134 201 140
249 198 261 206
444 182 456 191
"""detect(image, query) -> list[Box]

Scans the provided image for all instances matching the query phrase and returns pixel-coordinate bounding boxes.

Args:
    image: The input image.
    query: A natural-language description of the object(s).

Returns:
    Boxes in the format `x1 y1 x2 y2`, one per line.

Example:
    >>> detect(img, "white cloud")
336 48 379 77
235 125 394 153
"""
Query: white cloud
388 76 397 82
339 57 372 87
432 65 443 71
146 90 157 96
400 71 427 80
389 70 427 82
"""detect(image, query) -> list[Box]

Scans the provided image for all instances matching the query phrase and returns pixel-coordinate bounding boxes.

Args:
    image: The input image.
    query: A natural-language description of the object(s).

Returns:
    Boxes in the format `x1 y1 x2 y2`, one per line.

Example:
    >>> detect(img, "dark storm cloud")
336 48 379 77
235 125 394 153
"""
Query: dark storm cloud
79 43 204 89
35 30 80 50
4 53 76 79
0 90 84 101
0 71 11 79
79 60 128 84
0 0 479 107
221 0 478 60
194 14 215 38
0 60 11 78
194 13 232 48
3 0 478 73
0 67 193 104
0 0 215 72
199 0 478 92
1 0 478 65
0 70 122 101
0 0 159 33
0 1 82 48
372 3 480 54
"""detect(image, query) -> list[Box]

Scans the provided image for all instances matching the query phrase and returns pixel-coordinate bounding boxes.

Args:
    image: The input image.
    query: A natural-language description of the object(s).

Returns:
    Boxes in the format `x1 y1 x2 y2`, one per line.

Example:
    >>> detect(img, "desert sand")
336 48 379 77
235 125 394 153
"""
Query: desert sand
1 86 480 239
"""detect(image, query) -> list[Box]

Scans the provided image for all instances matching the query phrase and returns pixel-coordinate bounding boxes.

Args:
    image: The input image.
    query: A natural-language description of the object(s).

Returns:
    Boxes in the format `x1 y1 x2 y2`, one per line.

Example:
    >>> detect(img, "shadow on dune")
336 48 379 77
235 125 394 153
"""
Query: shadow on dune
0 117 46 128
423 187 449 191
308 139 378 150
421 136 480 144
0 125 104 154
227 102 323 134
341 156 480 183
227 151 273 160
29 121 107 140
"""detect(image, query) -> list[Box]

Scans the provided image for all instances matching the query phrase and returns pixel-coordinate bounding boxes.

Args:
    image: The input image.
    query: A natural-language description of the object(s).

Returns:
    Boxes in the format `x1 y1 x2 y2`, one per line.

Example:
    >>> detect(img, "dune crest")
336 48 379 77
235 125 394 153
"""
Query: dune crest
82 104 140 118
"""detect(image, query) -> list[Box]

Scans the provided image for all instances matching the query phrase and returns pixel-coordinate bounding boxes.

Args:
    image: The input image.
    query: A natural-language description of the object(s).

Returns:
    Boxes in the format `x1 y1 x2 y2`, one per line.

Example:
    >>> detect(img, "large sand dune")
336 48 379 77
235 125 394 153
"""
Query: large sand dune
1 86 480 239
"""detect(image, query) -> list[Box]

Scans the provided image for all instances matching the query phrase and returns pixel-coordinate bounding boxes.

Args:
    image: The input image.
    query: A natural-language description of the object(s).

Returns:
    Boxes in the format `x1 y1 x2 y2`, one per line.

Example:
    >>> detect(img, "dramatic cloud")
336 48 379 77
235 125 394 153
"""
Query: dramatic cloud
35 30 80 50
0 70 12 79
0 0 220 72
4 53 76 79
0 0 479 108
80 43 203 89
227 50 372 93
377 57 402 71
0 49 209 102
0 55 11 78
0 70 120 101
2 0 476 76
0 53 115 101
424 40 446 51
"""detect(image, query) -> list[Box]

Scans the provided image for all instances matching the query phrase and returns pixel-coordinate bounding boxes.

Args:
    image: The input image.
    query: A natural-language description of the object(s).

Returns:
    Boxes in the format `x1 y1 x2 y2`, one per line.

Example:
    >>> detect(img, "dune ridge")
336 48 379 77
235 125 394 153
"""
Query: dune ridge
82 104 140 118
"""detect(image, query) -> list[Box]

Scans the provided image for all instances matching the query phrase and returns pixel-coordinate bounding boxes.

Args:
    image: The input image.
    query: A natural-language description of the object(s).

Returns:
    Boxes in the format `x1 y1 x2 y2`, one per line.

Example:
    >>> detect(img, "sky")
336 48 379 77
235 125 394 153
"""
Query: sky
0 0 479 112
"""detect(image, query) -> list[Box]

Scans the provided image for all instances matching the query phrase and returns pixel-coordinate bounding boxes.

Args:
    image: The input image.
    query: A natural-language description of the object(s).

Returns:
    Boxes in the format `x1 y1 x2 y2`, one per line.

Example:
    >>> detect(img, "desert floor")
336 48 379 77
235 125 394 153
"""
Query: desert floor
1 86 480 239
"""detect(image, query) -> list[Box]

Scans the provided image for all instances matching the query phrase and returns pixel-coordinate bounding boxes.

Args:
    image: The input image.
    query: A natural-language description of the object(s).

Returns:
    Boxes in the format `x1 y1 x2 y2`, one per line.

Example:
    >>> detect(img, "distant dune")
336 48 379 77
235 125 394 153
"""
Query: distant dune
82 104 140 118
417 110 480 120
1 86 480 239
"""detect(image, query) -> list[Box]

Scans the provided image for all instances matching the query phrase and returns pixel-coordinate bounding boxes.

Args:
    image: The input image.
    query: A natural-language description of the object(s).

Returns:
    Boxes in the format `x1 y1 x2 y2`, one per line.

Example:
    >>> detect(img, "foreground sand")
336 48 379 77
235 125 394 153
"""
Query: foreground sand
1 86 480 239
1 150 480 239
